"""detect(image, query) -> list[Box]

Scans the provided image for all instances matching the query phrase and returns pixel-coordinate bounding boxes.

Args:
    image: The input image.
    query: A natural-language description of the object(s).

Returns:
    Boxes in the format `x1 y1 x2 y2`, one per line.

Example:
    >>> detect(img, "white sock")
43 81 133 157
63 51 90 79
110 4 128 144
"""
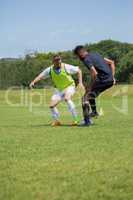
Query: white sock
66 100 78 121
50 107 60 120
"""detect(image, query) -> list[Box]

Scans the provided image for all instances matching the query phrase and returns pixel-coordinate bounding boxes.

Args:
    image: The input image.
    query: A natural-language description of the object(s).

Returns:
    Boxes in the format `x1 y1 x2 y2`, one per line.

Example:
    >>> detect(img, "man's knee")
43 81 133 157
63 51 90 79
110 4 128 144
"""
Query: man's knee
49 102 57 109
49 105 55 109
82 96 89 107
82 92 96 106
89 91 97 99
64 96 71 102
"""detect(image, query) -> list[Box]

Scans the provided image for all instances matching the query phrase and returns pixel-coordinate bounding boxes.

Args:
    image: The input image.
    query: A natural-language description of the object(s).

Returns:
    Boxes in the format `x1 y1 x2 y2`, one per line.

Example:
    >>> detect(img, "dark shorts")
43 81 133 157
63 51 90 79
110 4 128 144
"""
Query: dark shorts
89 78 114 98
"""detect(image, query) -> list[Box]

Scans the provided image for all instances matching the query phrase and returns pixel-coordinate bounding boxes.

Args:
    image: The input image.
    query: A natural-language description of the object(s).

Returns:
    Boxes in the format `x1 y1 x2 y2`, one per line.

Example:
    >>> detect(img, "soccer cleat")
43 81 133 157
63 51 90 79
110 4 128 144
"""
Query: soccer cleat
71 120 79 126
89 111 99 118
79 118 93 126
99 108 104 116
51 120 62 127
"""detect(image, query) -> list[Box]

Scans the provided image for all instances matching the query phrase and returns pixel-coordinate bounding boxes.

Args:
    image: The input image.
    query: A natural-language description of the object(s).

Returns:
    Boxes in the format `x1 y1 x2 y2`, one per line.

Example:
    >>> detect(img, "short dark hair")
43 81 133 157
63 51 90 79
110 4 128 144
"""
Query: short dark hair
73 45 84 55
53 54 61 61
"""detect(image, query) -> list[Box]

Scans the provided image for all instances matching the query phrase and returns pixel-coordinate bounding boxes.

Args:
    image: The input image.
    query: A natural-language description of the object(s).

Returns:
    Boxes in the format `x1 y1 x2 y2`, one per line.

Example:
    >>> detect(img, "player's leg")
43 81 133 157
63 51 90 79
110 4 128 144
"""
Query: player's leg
88 92 98 117
89 80 114 117
64 86 79 125
81 80 114 124
49 94 62 126
81 90 93 125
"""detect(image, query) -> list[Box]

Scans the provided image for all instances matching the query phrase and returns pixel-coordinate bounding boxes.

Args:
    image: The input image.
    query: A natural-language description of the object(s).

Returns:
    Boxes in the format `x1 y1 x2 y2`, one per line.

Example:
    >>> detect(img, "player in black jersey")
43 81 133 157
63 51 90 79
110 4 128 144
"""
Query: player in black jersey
74 45 116 126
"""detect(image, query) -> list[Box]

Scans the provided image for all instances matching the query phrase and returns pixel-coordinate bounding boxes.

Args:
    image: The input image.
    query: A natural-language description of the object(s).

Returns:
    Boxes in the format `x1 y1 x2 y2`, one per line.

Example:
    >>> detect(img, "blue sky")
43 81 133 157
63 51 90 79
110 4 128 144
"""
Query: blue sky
1 0 133 58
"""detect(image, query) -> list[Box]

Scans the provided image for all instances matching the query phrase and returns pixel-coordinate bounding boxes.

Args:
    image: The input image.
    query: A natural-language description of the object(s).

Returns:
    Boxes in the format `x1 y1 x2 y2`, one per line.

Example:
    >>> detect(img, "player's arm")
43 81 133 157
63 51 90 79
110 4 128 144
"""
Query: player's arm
83 66 98 92
30 74 43 88
29 67 50 88
104 58 116 83
90 66 98 82
77 68 85 90
83 58 98 86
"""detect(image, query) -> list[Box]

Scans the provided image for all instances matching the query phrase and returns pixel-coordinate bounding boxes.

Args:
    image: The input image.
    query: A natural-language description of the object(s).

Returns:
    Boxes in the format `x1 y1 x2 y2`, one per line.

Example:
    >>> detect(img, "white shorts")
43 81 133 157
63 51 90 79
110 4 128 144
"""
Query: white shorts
51 85 76 101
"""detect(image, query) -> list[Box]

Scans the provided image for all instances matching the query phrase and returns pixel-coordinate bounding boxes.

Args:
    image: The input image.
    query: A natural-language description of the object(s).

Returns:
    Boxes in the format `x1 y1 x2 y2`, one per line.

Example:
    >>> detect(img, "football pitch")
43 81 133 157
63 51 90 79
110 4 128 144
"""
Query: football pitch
0 85 133 200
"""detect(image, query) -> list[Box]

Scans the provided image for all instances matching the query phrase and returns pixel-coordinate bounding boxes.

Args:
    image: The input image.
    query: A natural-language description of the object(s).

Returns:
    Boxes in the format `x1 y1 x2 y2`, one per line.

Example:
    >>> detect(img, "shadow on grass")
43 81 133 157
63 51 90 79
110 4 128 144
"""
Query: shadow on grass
0 123 97 128
30 123 97 128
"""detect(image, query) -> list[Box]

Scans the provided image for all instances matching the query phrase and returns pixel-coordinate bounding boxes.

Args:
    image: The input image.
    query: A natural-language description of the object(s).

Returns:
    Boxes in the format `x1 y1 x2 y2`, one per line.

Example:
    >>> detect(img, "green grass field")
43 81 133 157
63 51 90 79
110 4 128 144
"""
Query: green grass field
0 85 133 200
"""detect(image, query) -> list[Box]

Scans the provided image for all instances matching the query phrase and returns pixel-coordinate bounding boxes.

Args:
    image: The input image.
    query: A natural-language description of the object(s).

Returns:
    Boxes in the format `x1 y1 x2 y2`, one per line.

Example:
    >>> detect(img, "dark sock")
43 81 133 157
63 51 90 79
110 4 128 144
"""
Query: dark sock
82 104 90 120
84 117 91 124
89 98 97 113
82 104 90 124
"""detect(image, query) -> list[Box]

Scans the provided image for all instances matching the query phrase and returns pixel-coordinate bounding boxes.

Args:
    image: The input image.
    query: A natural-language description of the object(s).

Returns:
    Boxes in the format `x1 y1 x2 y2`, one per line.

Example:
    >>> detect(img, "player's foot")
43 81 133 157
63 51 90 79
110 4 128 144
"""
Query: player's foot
79 118 93 126
51 120 62 127
89 111 99 118
71 120 79 126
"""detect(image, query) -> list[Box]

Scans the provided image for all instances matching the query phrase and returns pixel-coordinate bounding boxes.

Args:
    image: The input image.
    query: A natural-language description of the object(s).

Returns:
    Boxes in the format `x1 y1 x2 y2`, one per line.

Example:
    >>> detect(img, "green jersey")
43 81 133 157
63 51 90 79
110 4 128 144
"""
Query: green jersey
50 63 75 91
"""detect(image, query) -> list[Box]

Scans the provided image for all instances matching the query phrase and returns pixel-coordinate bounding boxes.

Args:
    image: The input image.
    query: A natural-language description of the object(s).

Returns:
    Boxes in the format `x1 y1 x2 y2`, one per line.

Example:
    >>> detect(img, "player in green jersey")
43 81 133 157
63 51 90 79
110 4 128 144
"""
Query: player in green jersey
30 55 84 126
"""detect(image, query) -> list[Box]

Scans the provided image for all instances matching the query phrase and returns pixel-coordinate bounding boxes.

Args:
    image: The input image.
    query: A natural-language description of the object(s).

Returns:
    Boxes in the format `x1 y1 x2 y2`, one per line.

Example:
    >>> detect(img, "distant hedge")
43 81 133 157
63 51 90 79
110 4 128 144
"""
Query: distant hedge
0 40 133 89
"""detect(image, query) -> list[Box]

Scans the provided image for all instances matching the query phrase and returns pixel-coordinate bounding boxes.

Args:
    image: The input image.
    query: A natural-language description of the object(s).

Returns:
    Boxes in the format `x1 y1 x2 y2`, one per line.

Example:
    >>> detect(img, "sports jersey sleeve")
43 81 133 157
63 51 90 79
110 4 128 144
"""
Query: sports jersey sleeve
65 64 79 74
83 57 94 70
39 67 51 79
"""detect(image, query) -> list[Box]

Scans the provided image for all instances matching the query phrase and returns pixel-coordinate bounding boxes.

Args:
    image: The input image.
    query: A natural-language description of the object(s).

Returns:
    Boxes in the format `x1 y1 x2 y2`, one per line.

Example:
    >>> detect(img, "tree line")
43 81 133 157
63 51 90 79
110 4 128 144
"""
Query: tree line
0 40 133 89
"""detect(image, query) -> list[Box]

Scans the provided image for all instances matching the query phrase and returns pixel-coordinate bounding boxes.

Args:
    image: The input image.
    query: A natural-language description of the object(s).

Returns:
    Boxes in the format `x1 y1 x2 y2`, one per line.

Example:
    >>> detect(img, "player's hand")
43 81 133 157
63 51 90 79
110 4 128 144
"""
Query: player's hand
29 81 35 89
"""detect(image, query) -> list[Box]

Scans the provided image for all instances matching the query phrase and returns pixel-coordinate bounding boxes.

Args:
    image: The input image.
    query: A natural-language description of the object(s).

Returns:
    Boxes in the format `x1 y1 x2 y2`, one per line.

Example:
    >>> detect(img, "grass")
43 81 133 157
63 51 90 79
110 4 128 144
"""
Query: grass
0 85 133 200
